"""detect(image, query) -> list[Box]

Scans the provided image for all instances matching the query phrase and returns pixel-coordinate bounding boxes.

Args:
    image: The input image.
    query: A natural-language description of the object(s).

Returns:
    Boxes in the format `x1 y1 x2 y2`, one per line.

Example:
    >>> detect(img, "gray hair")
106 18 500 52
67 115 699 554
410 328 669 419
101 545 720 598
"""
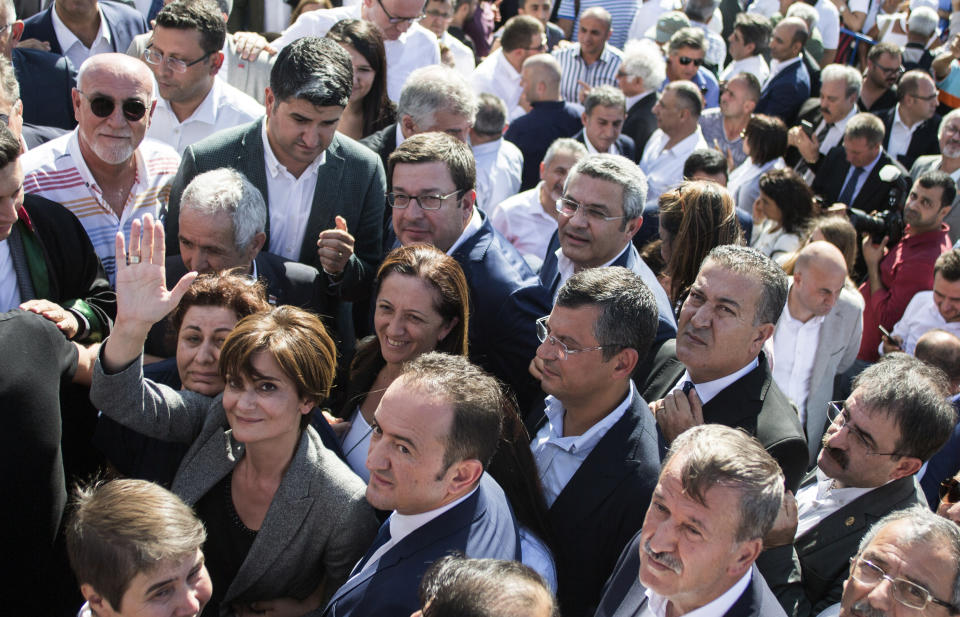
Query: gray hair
820 63 862 99
668 26 707 53
180 168 267 251
664 425 785 542
667 79 704 117
941 109 960 139
473 92 507 136
556 266 659 361
543 137 587 167
398 64 478 129
703 244 787 325
621 39 667 92
844 112 885 146
851 353 956 461
583 84 626 116
0 55 18 103
856 506 960 611
565 153 648 222
684 0 721 24
785 3 818 31
907 6 939 37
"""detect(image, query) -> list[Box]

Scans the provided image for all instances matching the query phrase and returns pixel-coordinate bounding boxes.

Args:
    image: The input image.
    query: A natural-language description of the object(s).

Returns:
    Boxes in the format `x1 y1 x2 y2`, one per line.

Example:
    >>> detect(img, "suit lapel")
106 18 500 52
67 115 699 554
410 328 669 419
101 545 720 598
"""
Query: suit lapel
701 358 766 429
171 412 242 505
298 136 346 264
236 121 272 240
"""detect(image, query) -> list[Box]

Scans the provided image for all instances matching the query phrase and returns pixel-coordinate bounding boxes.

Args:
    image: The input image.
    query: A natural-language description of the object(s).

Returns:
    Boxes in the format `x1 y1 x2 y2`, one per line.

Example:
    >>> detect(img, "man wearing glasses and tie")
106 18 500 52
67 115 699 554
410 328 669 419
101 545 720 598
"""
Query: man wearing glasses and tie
756 354 956 617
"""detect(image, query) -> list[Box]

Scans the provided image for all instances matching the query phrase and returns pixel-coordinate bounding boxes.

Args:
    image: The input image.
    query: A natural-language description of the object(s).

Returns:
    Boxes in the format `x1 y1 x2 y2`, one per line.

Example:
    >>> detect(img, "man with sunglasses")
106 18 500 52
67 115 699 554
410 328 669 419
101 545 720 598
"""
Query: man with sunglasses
142 1 263 155
876 70 940 170
839 508 960 617
756 354 956 617
663 27 719 110
272 0 440 102
21 52 179 285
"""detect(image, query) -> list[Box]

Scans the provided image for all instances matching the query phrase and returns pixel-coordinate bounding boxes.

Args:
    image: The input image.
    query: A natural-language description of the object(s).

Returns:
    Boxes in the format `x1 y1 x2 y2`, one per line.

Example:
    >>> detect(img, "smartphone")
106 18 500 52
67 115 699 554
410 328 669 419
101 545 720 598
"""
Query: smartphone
800 120 815 137
878 324 894 342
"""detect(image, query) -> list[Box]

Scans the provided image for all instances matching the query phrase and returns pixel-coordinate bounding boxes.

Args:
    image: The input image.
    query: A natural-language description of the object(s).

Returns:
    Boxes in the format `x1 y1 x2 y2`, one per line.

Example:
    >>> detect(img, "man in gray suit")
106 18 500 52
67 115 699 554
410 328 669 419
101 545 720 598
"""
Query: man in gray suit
164 36 386 343
772 241 864 466
910 109 960 244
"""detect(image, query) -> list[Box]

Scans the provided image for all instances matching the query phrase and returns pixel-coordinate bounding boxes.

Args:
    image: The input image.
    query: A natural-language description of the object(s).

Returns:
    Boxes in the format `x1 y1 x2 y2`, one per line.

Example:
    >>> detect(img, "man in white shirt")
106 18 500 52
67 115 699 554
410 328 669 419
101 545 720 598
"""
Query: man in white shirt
141 1 263 155
640 80 708 208
530 266 662 617
788 63 860 180
491 137 585 265
879 70 940 170
470 15 544 121
757 354 956 617
420 0 475 78
272 0 441 101
882 249 960 356
721 13 771 83
470 92 523 212
595 424 788 617
772 241 863 464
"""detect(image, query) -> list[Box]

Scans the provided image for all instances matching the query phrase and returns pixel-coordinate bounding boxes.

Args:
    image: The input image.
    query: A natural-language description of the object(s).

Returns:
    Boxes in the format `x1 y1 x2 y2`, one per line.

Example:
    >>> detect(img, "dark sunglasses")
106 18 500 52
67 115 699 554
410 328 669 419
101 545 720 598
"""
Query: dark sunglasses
677 56 704 67
77 91 148 121
941 477 960 504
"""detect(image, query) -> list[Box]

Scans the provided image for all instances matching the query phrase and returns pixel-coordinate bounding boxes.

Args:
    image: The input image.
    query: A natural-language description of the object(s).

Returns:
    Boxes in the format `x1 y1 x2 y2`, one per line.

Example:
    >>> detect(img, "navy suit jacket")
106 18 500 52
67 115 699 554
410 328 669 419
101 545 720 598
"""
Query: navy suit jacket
451 215 552 413
595 529 787 617
12 47 76 130
574 128 636 161
920 399 960 508
810 146 906 213
756 59 811 126
530 394 661 617
359 122 397 179
22 0 147 58
504 100 583 191
321 473 521 617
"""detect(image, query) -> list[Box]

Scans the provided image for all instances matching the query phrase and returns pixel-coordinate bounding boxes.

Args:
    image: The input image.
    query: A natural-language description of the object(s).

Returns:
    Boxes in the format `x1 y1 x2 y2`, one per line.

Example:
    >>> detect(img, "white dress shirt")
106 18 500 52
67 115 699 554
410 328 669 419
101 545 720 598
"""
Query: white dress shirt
642 568 753 617
472 137 523 212
887 105 921 165
471 48 525 121
773 286 826 421
720 54 770 84
886 291 960 355
532 382 638 507
639 128 709 207
796 469 874 538
274 5 441 102
260 121 325 260
490 184 558 262
51 4 113 70
584 132 617 154
0 240 20 311
816 106 858 156
673 358 758 404
147 79 264 155
750 219 801 265
816 0 841 49
728 156 784 213
442 30 475 79
446 207 484 256
766 56 802 86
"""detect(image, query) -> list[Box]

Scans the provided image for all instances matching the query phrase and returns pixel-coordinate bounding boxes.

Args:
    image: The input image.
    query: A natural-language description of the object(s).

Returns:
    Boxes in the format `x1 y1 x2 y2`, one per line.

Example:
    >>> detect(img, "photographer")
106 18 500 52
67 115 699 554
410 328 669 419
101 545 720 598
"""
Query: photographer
857 170 955 363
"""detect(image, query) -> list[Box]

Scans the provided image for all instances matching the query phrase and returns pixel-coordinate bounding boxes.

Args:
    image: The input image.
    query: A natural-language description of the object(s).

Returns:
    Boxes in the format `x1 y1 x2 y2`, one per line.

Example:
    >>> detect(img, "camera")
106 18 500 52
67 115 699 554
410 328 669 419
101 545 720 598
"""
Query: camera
846 165 911 246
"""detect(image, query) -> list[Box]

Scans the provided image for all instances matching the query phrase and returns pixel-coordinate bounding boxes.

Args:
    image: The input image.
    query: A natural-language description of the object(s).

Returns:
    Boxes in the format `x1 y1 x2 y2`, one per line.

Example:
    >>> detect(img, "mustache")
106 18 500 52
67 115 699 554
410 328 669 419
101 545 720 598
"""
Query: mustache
821 434 849 470
851 599 887 617
643 539 683 574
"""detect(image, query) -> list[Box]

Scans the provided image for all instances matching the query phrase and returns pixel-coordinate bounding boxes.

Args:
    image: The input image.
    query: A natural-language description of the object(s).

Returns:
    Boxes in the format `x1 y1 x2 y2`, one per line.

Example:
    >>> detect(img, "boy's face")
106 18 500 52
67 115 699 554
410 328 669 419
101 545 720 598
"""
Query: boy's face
519 0 552 24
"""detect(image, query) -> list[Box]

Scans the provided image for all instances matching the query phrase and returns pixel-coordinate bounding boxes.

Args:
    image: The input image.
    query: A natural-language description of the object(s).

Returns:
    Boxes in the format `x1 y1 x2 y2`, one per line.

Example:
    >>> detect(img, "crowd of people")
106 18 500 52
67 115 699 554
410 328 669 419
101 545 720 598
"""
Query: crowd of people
4 0 960 615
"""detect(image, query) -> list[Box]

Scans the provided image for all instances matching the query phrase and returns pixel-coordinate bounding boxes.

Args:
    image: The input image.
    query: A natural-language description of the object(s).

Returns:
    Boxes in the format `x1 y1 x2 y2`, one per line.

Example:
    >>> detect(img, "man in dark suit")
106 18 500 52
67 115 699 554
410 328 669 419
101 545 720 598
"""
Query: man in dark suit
595 425 788 617
756 354 956 617
389 131 551 413
812 112 907 213
22 0 146 68
756 17 811 126
641 245 808 493
617 42 662 160
322 353 521 617
164 38 385 336
528 267 661 617
876 70 940 171
574 84 635 159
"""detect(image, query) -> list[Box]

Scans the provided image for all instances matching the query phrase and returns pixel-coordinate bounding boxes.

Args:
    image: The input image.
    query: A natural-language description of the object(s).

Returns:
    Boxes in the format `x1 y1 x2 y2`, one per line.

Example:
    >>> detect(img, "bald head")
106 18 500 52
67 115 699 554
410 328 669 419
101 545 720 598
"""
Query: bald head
522 53 562 102
790 241 847 319
795 241 847 277
77 53 154 96
916 329 960 393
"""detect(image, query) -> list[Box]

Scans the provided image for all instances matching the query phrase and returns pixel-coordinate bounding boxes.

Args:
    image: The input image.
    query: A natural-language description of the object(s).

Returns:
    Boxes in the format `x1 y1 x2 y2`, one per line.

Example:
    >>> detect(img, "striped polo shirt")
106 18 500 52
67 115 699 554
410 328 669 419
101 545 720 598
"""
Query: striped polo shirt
556 0 637 50
22 131 180 284
552 43 624 105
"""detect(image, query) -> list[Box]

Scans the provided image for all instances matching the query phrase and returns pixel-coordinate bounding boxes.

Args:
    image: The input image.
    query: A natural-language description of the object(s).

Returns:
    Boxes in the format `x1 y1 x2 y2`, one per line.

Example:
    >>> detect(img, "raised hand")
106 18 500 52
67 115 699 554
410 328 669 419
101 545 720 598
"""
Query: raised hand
317 215 355 276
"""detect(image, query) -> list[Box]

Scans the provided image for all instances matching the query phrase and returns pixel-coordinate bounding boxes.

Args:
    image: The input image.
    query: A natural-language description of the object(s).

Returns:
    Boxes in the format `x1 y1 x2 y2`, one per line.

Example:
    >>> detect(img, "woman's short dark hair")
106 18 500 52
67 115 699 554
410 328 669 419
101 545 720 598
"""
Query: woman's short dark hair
757 168 815 234
326 19 396 136
744 114 787 166
167 270 270 337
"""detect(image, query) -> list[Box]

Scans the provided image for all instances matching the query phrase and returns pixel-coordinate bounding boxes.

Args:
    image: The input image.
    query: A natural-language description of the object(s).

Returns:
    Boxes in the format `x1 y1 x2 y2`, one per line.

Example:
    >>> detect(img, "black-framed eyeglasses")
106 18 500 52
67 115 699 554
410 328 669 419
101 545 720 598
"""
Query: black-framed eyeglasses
876 63 905 76
555 196 626 222
677 55 704 67
826 401 900 457
76 91 148 121
387 190 462 210
941 477 960 505
850 557 960 614
143 45 213 74
535 316 610 361
375 0 425 24
424 8 453 17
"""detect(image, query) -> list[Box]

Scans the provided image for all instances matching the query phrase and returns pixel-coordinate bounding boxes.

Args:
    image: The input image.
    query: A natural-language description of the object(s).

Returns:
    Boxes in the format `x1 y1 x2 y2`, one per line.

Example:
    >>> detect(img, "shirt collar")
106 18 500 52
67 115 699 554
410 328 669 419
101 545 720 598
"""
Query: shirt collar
680 357 759 405
389 485 479 544
446 206 483 255
157 77 219 125
51 3 111 53
261 120 326 179
578 42 614 65
556 241 631 286
646 567 754 617
893 104 921 132
542 381 636 446
625 91 656 110
584 132 616 154
495 48 522 82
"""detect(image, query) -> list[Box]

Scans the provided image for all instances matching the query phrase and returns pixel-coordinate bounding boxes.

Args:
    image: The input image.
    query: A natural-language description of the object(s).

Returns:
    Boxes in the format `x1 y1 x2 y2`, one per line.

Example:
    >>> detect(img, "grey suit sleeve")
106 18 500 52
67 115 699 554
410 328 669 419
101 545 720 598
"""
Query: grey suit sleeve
164 145 201 255
337 157 386 301
89 352 212 443
315 478 380 608
837 302 863 375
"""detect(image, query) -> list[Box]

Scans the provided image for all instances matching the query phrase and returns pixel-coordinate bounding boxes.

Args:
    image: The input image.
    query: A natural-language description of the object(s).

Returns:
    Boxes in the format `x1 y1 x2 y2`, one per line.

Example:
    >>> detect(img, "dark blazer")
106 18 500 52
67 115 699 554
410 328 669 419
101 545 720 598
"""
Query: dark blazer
22 0 147 57
452 215 552 414
574 128 636 161
321 473 521 617
802 47 821 99
757 472 925 617
756 59 811 126
165 119 386 317
623 93 658 161
641 344 808 494
596 528 786 617
359 122 397 179
11 47 76 130
878 107 940 170
504 100 584 191
784 99 822 169
811 146 907 212
530 394 661 617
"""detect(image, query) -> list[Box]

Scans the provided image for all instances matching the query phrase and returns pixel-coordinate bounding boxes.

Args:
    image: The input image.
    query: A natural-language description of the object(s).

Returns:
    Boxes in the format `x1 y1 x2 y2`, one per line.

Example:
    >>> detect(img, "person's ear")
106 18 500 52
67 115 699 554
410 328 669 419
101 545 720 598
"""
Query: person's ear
437 316 459 343
209 51 224 75
81 585 117 617
888 456 922 481
244 231 266 263
610 346 639 378
727 538 763 578
10 20 23 44
751 322 775 354
445 458 484 493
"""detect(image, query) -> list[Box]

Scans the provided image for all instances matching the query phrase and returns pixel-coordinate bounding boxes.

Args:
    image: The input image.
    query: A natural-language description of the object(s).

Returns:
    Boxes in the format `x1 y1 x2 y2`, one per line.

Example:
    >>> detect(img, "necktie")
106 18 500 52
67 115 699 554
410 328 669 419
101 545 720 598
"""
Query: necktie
350 518 392 576
837 166 865 207
816 122 834 144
